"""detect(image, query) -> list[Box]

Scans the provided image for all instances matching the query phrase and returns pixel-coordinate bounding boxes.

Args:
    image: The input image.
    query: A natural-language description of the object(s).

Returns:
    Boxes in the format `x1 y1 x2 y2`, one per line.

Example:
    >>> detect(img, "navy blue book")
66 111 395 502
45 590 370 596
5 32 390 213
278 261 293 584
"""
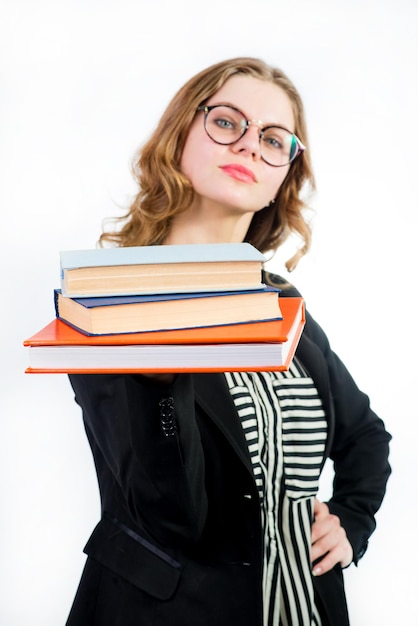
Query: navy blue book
54 286 282 336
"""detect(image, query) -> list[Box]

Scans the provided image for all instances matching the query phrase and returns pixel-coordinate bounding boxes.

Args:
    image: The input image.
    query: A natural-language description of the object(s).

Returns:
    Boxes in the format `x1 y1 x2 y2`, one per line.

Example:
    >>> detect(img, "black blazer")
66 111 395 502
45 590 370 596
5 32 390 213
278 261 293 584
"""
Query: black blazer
66 276 391 626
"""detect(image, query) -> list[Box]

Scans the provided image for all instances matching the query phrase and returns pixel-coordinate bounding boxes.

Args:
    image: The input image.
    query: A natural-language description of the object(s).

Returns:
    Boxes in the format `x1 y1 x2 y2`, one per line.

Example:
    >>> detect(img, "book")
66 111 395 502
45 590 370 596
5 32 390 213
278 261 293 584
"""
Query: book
60 242 266 297
54 286 282 336
24 297 305 374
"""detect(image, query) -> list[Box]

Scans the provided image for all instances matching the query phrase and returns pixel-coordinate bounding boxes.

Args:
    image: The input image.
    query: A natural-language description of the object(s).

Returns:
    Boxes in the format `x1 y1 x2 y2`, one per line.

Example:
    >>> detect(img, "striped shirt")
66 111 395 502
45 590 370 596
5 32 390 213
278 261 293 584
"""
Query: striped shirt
225 358 328 626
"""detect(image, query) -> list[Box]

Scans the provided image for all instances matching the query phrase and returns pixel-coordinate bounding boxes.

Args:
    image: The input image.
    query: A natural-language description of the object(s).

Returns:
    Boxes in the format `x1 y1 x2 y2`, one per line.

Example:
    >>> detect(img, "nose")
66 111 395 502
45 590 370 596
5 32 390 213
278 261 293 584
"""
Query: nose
230 124 261 160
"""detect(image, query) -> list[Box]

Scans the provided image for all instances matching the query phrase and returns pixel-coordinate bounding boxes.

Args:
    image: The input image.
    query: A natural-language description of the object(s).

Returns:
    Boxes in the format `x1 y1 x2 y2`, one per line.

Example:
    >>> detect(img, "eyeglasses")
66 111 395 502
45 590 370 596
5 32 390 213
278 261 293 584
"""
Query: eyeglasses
197 104 305 167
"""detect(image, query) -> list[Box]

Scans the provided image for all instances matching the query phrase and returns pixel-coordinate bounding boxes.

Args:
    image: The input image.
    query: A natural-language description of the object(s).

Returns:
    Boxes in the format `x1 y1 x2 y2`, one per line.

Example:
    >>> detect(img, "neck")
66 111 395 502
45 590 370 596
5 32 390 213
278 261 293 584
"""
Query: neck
165 205 254 245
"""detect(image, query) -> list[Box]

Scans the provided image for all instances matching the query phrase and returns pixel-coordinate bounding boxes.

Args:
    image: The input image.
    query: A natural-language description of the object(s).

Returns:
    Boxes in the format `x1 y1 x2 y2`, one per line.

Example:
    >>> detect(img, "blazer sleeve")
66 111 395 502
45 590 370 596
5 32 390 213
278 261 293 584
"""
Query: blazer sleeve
68 373 208 547
302 310 392 564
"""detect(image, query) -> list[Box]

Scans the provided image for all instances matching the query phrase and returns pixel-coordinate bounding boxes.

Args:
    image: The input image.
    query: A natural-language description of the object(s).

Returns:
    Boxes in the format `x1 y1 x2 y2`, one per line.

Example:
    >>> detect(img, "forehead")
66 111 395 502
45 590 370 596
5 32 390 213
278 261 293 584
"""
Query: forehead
206 74 295 128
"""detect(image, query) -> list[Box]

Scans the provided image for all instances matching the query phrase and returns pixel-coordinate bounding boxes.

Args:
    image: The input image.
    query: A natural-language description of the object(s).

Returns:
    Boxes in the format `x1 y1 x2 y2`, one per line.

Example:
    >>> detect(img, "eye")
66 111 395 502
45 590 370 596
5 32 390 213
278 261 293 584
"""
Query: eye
206 105 245 136
214 117 237 130
263 136 284 150
261 127 289 152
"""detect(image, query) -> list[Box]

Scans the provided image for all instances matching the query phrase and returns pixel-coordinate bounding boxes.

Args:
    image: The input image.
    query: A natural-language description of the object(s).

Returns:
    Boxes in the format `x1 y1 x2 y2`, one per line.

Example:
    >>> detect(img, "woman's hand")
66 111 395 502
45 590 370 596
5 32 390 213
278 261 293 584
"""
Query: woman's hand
311 498 353 576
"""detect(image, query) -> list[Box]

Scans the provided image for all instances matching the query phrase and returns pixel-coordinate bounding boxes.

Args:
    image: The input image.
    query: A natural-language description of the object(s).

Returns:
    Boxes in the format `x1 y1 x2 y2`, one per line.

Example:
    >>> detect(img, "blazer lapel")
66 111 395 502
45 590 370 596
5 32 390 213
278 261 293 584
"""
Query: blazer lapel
295 333 335 461
192 332 336 474
193 373 254 476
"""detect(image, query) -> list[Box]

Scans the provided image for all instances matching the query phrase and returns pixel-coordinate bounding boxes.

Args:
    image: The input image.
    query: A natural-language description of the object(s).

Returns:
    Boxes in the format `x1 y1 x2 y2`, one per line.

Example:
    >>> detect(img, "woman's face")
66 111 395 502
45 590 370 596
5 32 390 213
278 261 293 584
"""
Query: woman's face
180 74 296 217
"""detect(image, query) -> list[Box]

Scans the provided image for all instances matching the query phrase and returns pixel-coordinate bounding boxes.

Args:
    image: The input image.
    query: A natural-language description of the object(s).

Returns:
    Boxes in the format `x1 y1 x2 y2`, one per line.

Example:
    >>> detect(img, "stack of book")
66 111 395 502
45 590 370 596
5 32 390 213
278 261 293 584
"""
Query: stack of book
24 242 305 373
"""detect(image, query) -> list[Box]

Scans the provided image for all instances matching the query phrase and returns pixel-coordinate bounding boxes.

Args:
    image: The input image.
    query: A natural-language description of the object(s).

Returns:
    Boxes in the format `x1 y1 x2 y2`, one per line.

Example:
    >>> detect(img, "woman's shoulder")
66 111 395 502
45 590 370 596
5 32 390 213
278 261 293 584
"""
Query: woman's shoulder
262 270 328 350
262 270 302 298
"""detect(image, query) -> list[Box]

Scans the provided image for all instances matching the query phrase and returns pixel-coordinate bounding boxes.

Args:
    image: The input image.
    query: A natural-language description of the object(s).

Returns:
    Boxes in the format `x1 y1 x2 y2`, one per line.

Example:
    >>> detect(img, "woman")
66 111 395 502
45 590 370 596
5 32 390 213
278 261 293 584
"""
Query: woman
66 57 391 625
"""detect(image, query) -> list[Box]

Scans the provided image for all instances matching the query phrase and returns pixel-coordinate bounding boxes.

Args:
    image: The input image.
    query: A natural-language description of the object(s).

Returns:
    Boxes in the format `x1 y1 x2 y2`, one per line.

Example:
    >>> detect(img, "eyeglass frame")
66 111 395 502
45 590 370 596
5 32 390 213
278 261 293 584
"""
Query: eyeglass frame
197 104 306 168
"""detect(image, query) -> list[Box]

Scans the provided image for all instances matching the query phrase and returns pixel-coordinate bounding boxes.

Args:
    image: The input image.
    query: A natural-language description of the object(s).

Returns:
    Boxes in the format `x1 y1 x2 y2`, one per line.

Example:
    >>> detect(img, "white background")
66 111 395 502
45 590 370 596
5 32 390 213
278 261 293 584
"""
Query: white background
1 0 417 623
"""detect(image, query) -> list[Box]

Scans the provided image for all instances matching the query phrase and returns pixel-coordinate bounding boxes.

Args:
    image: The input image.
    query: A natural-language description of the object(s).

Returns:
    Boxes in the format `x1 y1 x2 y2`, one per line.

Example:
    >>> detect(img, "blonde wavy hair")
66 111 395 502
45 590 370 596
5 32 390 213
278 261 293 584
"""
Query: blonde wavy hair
99 57 315 271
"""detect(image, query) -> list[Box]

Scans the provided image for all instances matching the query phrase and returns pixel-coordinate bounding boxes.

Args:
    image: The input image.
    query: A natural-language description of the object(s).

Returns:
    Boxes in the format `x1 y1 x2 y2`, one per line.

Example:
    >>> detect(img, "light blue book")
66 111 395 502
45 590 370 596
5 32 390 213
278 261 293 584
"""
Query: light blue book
60 242 266 298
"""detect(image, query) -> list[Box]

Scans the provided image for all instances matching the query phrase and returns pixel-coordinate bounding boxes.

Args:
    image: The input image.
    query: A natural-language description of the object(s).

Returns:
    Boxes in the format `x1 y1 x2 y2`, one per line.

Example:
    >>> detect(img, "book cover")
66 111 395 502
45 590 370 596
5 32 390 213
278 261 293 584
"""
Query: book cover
60 242 266 270
54 286 282 335
24 298 305 374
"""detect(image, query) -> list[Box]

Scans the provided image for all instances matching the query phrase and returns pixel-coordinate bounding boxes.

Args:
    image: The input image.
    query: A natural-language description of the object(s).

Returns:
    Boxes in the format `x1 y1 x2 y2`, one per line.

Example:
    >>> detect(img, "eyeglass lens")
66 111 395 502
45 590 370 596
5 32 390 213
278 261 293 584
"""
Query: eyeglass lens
203 105 299 167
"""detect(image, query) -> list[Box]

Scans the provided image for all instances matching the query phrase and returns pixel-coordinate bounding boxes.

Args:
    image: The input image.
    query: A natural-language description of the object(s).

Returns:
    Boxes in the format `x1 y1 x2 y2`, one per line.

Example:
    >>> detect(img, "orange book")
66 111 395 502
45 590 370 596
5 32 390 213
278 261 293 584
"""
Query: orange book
24 297 305 374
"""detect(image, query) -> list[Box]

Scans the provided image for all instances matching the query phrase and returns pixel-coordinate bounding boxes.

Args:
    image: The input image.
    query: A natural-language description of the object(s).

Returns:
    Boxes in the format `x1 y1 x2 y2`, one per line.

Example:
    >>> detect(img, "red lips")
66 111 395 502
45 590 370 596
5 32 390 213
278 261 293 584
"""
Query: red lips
220 164 257 183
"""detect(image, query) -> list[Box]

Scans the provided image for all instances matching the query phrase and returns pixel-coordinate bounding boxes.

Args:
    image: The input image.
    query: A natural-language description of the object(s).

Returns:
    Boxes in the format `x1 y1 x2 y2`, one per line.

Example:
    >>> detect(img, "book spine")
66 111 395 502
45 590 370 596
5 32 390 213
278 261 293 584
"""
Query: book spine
53 289 60 317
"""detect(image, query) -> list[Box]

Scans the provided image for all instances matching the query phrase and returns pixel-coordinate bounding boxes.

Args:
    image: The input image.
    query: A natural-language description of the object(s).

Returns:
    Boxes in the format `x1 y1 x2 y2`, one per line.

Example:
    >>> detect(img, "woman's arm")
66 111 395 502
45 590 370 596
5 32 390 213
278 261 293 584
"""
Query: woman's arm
303 310 392 564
